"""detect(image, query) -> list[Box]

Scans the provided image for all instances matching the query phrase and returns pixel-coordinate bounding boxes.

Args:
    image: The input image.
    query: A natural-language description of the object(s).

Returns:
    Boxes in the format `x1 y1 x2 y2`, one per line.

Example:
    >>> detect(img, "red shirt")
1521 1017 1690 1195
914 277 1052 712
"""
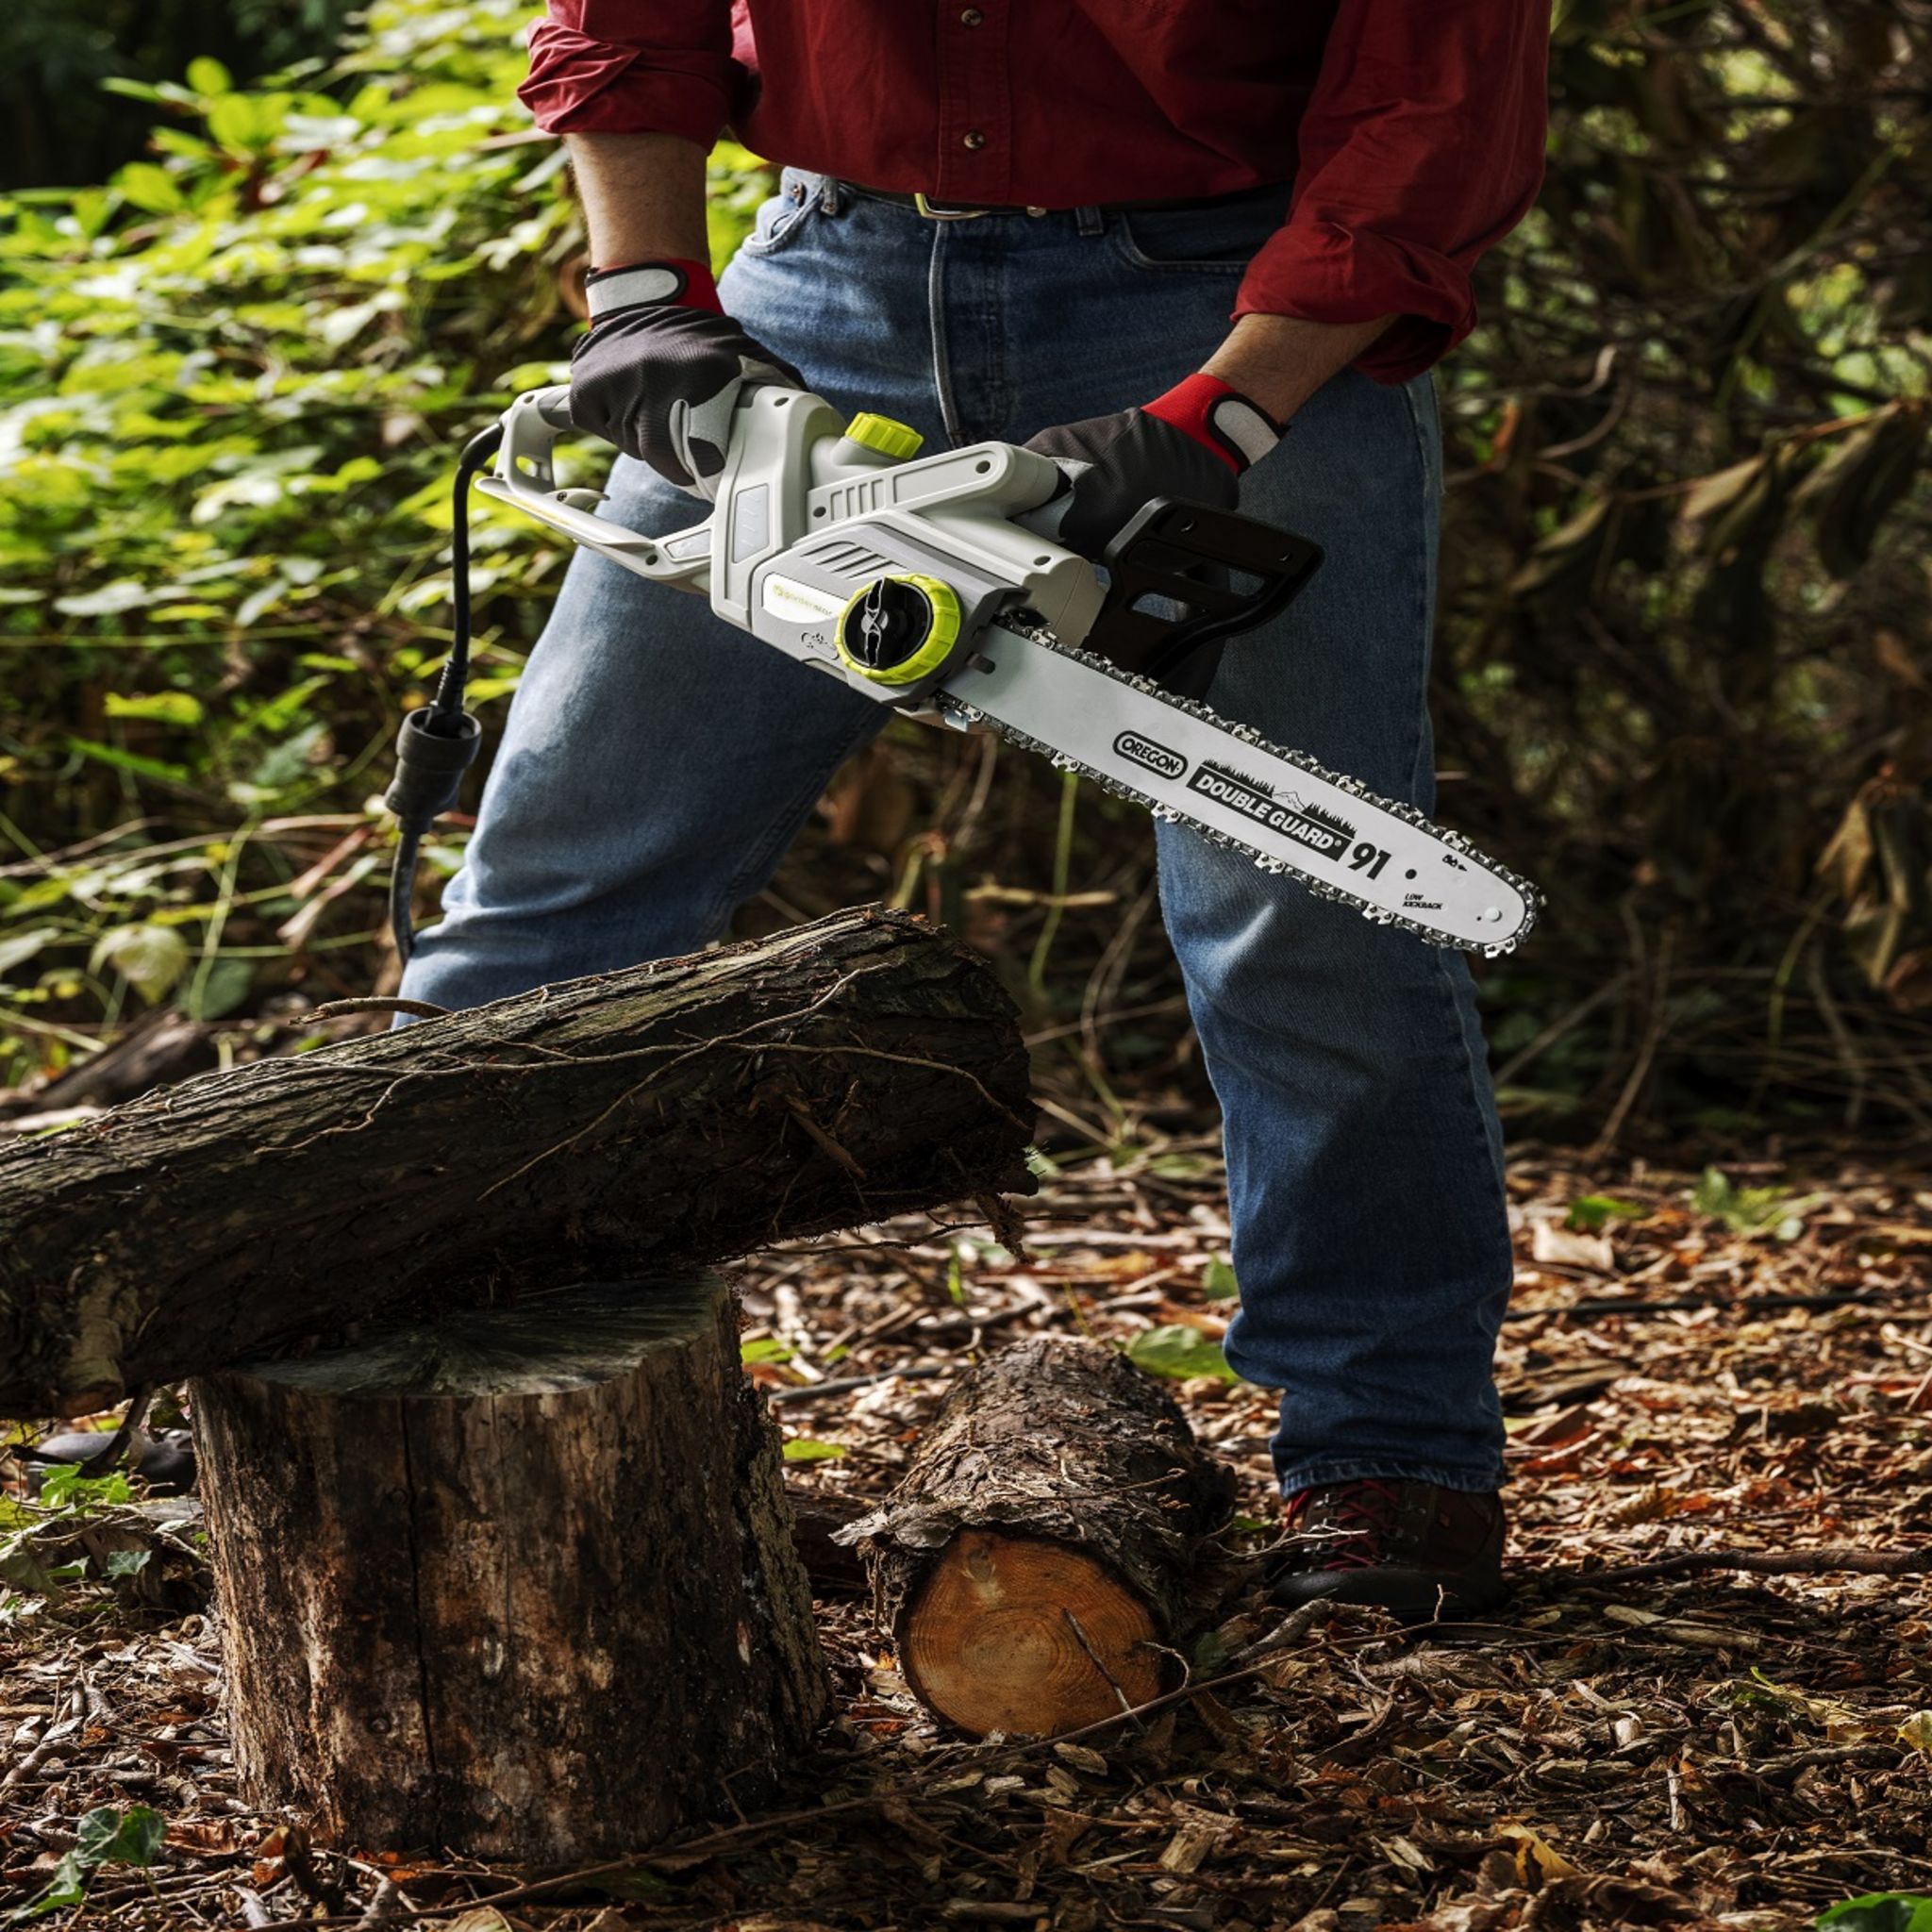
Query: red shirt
519 1 1549 383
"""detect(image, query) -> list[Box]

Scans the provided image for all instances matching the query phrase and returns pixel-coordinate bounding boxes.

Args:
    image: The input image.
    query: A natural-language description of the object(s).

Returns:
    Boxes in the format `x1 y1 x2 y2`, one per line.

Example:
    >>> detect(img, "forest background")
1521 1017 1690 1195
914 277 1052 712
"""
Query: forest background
2 0 1928 1153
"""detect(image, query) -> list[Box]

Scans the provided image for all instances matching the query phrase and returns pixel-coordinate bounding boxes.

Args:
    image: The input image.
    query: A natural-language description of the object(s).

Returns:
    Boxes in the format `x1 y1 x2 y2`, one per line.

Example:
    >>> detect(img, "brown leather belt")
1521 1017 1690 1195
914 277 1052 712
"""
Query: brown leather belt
835 180 1291 223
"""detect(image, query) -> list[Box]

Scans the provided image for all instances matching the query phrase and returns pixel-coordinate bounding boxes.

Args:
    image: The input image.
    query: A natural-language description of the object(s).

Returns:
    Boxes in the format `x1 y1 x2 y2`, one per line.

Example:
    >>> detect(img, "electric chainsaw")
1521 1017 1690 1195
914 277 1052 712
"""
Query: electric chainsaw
384 385 1540 958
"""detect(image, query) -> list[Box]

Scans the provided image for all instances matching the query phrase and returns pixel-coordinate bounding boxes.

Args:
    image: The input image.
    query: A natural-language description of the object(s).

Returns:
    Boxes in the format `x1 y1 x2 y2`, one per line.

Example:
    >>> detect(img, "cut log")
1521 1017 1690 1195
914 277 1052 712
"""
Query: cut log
192 1271 824 1860
845 1336 1236 1739
0 908 1035 1417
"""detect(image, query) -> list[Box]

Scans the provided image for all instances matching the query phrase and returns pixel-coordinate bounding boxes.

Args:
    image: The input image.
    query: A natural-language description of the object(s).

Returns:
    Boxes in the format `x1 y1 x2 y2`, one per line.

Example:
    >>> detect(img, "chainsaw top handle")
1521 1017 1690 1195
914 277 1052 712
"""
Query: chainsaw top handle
1086 498 1324 701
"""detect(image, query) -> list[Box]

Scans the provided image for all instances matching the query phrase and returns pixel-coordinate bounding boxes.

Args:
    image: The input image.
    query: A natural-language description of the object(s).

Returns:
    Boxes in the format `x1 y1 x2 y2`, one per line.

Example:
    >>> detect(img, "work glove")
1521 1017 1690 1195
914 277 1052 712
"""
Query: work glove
568 258 804 499
1023 374 1284 559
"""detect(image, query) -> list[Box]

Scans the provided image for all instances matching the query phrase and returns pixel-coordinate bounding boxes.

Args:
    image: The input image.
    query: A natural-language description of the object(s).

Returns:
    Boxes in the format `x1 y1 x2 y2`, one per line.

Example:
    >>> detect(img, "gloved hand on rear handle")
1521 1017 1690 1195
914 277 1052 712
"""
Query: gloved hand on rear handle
1023 374 1284 559
568 258 804 500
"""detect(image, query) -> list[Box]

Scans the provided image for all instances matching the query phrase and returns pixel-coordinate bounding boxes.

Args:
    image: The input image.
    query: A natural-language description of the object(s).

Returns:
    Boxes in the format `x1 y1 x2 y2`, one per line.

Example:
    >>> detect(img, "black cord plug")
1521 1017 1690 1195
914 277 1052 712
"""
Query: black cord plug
385 420 506 963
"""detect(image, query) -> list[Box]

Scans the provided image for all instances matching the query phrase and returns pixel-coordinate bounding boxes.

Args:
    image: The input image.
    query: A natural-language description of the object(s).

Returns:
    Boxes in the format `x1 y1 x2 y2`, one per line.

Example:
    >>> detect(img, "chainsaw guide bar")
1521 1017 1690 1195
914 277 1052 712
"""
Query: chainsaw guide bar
938 617 1540 956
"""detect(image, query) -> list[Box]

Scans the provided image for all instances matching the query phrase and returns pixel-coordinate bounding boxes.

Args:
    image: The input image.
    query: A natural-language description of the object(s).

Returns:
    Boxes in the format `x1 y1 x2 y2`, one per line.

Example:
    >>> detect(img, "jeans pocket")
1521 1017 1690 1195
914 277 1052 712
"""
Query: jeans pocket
1110 187 1291 275
739 172 824 258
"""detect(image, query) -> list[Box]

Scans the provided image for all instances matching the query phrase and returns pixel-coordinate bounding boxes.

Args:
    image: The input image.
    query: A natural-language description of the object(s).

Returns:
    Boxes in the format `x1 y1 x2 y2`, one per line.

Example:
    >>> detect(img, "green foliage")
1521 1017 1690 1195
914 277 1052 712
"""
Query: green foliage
1690 1166 1818 1240
33 1462 134 1513
1563 1193 1645 1232
781 1437 848 1463
1200 1257 1240 1301
0 2 770 1086
1125 1324 1237 1384
1817 1898 1932 1932
8 1804 164 1921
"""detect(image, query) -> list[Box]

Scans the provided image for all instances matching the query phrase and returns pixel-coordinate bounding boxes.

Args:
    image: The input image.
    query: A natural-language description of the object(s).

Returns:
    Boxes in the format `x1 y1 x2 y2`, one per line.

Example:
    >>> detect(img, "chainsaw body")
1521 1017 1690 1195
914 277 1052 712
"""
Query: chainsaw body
479 384 1111 710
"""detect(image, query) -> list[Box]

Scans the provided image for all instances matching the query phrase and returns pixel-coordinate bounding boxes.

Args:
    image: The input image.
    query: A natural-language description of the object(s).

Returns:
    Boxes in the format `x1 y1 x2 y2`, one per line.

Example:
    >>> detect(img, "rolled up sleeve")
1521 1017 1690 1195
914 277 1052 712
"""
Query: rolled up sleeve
1237 0 1551 383
518 0 735 142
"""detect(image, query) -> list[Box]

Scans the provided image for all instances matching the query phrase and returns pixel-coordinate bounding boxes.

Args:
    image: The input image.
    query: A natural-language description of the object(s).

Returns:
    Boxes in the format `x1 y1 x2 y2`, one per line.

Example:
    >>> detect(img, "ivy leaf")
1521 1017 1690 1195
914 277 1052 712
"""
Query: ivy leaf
1125 1324 1237 1384
1201 1257 1240 1301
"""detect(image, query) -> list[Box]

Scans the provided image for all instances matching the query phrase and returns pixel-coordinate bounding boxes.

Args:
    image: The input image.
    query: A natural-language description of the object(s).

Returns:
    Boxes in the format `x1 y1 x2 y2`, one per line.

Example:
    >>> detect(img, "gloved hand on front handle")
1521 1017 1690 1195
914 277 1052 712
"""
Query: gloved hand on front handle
1023 374 1284 558
568 258 804 500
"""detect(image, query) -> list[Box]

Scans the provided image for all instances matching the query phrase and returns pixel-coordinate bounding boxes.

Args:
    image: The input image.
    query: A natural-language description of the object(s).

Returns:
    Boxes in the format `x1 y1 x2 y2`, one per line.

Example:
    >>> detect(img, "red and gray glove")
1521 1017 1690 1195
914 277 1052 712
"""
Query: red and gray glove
1023 374 1284 558
567 258 804 499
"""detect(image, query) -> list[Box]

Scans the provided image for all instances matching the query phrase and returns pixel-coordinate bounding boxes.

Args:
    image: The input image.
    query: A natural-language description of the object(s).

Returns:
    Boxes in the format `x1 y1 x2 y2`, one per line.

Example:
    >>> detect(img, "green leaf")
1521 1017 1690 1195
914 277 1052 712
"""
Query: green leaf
101 1547 153 1580
1691 1168 1818 1241
0 926 60 984
781 1438 847 1464
208 95 266 153
1564 1194 1645 1233
111 164 184 215
739 1337 793 1366
37 1465 133 1512
182 958 254 1022
91 1805 165 1868
186 57 234 97
1125 1324 1238 1384
64 739 191 786
1816 1895 1932 1932
12 1848 88 1919
1201 1257 1240 1301
103 691 205 727
90 925 192 1004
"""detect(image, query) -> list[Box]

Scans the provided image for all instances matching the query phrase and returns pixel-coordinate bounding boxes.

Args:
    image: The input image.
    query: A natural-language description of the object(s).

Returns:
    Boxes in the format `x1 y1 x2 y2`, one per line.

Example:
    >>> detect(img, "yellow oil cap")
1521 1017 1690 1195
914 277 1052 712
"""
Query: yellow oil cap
844 412 924 461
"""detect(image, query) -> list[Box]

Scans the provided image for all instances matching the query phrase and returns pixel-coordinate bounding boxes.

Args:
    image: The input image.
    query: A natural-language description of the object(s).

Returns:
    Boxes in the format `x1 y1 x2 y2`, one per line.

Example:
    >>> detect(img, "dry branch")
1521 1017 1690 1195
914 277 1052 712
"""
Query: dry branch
0 908 1035 1416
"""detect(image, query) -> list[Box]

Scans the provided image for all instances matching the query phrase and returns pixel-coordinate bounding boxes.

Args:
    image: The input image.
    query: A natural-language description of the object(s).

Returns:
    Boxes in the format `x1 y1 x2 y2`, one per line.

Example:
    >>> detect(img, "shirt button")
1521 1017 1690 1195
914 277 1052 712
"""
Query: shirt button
962 129 987 150
959 6 983 22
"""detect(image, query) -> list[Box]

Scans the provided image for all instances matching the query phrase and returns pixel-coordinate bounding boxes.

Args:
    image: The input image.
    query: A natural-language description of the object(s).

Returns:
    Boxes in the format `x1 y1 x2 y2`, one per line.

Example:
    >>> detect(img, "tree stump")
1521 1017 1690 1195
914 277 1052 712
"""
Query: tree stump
844 1336 1236 1739
192 1272 824 1860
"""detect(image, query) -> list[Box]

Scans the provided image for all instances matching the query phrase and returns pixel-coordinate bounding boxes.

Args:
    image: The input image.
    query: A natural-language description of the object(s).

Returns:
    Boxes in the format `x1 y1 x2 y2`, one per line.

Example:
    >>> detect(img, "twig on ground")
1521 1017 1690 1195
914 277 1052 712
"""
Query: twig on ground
1550 1545 1932 1588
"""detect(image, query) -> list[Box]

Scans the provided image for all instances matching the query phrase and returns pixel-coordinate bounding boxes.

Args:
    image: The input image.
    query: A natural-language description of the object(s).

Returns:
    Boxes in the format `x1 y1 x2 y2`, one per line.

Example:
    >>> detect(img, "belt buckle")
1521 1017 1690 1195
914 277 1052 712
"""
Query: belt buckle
913 192 990 222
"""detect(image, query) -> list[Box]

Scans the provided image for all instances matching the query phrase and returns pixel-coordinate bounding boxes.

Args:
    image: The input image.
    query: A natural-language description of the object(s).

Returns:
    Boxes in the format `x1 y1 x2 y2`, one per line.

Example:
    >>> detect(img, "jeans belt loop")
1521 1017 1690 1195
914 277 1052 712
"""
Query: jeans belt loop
817 175 841 216
1075 204 1105 237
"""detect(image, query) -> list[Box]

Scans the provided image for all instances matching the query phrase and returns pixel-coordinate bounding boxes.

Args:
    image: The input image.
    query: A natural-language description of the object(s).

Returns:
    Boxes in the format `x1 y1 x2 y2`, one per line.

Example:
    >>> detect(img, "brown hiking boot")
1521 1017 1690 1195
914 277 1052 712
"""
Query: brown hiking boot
1269 1478 1508 1620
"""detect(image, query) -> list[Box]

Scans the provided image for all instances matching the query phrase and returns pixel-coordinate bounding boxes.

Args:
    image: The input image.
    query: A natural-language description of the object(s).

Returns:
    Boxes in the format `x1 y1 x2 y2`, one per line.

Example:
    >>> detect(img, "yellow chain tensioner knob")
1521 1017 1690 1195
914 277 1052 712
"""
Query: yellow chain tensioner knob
836 574 960 687
843 413 924 461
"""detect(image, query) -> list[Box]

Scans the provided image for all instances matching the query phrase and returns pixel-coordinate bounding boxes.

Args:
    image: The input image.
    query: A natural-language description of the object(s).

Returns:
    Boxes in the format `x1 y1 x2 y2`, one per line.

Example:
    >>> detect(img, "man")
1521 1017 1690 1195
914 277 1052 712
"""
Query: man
406 1 1550 1616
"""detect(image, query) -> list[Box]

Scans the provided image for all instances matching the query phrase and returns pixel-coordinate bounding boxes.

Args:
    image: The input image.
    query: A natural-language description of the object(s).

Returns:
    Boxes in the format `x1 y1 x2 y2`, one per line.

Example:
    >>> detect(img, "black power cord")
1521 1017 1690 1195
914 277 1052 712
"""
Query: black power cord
384 421 504 962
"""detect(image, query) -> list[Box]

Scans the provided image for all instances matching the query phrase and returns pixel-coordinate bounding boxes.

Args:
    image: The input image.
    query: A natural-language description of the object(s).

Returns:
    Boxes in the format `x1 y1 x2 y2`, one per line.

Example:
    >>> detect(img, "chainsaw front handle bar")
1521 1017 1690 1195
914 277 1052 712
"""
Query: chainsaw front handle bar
474 384 717 592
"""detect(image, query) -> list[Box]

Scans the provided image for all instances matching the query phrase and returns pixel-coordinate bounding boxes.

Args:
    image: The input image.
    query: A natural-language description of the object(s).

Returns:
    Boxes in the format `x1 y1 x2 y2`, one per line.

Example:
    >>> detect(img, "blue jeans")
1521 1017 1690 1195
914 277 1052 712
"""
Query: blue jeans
402 171 1513 1495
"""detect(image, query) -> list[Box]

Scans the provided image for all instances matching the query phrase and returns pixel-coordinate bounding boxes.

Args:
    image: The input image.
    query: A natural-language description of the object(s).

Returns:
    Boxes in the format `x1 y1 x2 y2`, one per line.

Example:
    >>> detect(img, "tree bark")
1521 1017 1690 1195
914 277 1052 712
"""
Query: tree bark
0 908 1034 1417
192 1271 825 1860
844 1336 1236 1739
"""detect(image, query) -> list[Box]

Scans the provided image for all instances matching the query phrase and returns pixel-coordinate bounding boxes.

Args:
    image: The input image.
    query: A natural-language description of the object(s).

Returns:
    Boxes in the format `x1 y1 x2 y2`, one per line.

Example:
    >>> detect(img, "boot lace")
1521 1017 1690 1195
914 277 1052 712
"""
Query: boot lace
1283 1478 1405 1572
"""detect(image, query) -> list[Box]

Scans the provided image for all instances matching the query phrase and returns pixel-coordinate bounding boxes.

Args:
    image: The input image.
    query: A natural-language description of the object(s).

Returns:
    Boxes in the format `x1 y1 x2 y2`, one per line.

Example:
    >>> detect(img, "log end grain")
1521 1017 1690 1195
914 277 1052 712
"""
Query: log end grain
902 1528 1162 1737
